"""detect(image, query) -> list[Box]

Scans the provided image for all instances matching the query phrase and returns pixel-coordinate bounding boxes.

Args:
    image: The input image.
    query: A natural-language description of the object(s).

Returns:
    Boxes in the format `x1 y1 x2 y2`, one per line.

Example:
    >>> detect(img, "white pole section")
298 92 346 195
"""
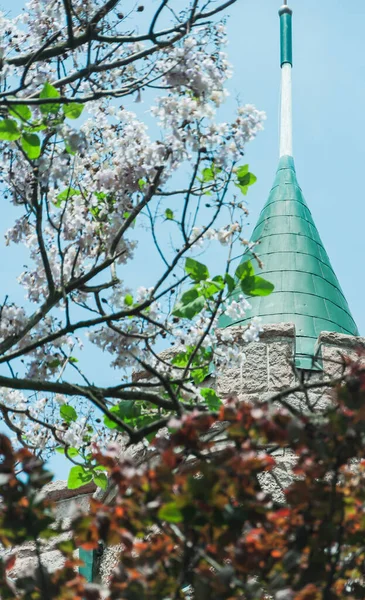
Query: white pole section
279 62 293 158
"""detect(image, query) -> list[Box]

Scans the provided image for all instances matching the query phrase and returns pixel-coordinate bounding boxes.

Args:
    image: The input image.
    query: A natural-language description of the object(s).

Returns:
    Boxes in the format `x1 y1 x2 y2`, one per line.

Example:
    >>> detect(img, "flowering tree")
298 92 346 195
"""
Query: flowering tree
0 0 269 490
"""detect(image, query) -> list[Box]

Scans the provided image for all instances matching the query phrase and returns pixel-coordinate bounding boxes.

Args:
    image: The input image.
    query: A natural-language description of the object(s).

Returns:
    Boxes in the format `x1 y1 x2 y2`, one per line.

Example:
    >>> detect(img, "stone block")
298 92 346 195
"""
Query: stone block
8 550 66 581
316 331 365 378
268 340 295 391
216 342 268 397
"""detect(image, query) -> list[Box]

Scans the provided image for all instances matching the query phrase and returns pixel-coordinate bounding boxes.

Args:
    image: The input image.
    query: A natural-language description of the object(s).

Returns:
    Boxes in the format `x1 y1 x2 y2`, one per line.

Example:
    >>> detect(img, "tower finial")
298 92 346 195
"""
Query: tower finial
279 2 293 157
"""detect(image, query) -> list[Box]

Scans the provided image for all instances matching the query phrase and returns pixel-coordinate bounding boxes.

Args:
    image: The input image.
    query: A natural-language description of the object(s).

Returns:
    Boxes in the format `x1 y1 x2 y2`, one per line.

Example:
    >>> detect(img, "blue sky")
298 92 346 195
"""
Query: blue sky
2 1 365 475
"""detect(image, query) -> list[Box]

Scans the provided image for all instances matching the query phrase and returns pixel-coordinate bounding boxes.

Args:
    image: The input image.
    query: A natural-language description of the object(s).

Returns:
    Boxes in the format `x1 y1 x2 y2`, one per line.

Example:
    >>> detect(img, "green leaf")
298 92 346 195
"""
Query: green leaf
138 179 146 190
200 388 222 411
134 414 161 443
104 401 141 430
24 122 48 132
172 294 205 320
67 448 80 457
60 405 77 423
165 208 174 220
241 276 274 297
0 119 21 141
235 164 249 179
69 356 78 363
64 142 76 155
39 82 61 115
201 164 222 183
158 503 183 523
201 167 214 182
185 258 209 282
201 276 225 299
67 466 93 490
234 260 274 297
235 260 254 281
63 103 85 119
93 472 108 490
48 358 61 368
21 133 41 159
56 447 80 458
55 187 80 207
180 288 199 305
235 165 257 196
192 365 210 385
9 104 32 122
236 169 257 188
124 294 133 306
225 273 236 293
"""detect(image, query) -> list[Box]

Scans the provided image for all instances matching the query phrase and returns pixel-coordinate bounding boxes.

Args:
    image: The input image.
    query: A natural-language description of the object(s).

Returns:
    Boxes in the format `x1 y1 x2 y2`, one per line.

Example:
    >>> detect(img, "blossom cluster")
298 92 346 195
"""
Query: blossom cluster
0 5 266 456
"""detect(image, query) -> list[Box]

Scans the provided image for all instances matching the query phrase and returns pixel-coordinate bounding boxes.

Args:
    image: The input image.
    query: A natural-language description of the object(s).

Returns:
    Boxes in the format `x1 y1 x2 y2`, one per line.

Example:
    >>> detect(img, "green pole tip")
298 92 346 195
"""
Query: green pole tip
279 5 293 17
279 5 293 66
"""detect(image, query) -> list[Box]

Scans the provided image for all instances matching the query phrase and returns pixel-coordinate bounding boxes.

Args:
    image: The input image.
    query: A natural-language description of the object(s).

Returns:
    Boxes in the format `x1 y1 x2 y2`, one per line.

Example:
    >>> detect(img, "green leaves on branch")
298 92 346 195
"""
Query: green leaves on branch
124 294 133 306
172 259 212 319
60 405 78 423
39 82 61 115
40 83 85 119
67 465 108 490
0 84 85 162
8 104 32 122
171 346 212 385
55 187 81 207
0 119 21 141
185 258 209 282
158 503 183 523
200 388 222 411
103 401 141 430
21 133 41 159
172 260 225 319
68 466 93 489
165 208 174 220
234 164 257 196
4 122 42 159
172 288 205 319
235 260 274 297
63 103 85 119
200 163 222 183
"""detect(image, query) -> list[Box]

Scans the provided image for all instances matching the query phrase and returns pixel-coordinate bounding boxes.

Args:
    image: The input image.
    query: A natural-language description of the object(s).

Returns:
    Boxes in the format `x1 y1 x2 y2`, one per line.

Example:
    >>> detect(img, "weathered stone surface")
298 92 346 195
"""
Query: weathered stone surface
237 393 261 405
99 545 123 584
217 342 268 396
216 367 242 396
41 479 96 502
268 340 295 390
8 550 66 580
318 331 365 350
260 323 296 340
319 346 365 378
315 331 365 377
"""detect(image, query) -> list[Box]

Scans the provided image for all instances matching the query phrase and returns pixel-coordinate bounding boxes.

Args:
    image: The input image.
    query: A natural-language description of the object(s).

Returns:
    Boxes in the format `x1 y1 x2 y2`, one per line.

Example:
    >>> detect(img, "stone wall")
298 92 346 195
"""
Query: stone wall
215 324 365 410
5 481 95 585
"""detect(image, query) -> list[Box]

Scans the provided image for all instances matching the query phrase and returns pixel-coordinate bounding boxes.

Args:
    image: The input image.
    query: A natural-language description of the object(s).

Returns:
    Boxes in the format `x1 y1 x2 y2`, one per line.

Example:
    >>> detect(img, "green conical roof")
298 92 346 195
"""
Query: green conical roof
220 156 359 368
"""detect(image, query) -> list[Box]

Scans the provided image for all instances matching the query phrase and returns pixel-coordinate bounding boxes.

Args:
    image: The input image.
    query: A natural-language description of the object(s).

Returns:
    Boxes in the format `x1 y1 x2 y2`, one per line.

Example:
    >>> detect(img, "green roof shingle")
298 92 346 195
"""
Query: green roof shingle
220 156 359 368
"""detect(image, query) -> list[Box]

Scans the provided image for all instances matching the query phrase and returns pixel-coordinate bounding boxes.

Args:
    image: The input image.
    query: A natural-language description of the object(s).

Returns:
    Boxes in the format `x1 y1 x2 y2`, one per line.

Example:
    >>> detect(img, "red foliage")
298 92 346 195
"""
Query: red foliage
3 366 365 598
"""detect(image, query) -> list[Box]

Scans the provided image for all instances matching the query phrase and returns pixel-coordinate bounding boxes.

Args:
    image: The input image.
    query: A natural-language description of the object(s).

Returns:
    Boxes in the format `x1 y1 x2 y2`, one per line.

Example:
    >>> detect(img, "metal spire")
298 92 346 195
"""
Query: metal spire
279 2 293 157
220 2 360 368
